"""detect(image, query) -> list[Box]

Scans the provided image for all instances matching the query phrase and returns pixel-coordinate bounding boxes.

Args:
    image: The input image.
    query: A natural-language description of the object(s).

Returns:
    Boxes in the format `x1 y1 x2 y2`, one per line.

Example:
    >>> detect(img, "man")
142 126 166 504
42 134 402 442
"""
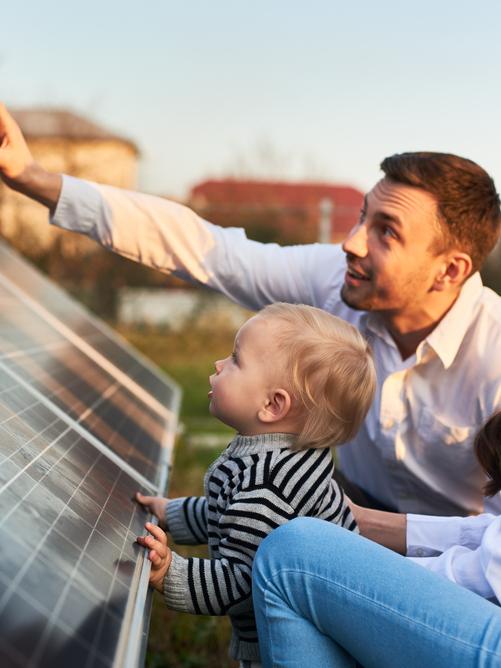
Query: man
0 103 500 516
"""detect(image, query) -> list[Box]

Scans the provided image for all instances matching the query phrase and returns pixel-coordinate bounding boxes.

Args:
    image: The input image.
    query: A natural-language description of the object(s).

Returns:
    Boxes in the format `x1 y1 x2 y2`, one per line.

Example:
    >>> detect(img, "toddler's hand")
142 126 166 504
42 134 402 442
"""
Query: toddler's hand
135 492 168 528
137 522 172 592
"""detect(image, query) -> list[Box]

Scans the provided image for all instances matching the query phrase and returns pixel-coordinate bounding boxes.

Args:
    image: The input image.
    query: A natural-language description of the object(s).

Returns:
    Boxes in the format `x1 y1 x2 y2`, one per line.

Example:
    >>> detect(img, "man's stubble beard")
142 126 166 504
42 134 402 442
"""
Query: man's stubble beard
340 283 374 312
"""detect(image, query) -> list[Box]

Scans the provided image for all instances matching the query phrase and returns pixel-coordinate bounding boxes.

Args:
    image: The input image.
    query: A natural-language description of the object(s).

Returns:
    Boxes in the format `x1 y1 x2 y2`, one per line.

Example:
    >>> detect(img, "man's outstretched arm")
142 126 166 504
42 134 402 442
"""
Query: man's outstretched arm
0 102 343 311
0 102 62 211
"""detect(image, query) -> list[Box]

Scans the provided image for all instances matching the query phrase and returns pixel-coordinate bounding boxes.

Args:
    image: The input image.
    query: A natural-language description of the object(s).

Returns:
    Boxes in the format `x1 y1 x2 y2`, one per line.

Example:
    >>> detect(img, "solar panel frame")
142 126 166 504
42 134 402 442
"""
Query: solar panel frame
0 241 181 667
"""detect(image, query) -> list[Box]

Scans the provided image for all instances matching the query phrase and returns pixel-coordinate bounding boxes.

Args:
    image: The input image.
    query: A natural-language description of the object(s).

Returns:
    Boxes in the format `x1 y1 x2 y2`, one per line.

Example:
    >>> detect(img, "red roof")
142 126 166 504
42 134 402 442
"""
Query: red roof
190 179 362 209
190 178 363 241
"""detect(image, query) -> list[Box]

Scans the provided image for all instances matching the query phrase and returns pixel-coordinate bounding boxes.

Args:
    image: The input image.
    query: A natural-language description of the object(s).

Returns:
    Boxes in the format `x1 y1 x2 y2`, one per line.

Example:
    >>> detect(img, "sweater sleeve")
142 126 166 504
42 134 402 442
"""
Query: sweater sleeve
50 176 344 310
165 496 208 545
163 485 296 615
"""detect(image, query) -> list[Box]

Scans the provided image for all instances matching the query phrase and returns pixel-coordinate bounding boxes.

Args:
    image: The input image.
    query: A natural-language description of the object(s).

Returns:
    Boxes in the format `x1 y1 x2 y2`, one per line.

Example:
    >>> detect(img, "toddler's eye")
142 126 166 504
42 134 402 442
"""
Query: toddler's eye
231 351 238 363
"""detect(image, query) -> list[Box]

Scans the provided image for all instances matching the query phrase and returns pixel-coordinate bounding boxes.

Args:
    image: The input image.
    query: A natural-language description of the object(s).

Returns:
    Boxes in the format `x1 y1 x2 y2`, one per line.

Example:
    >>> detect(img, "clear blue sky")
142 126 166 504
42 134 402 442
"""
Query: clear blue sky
3 1 501 198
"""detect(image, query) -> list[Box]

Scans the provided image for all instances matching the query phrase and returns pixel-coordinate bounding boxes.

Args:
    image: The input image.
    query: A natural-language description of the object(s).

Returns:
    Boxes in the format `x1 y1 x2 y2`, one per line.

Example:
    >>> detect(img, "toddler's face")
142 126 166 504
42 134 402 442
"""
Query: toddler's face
208 315 283 433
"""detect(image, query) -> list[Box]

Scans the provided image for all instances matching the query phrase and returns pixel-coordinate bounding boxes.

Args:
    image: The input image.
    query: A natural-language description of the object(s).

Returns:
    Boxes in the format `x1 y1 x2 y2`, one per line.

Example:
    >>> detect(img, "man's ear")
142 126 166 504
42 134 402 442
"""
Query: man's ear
258 389 291 424
433 251 473 291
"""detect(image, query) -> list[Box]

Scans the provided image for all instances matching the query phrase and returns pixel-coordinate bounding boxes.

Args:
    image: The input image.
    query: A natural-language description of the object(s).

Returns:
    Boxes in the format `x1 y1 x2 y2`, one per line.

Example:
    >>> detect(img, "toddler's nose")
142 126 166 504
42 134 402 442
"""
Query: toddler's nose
214 359 224 374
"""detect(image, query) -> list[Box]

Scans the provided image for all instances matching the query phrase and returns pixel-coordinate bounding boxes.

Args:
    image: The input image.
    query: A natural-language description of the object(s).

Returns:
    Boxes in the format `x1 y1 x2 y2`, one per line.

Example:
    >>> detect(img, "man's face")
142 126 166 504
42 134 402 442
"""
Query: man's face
208 315 283 433
341 178 448 316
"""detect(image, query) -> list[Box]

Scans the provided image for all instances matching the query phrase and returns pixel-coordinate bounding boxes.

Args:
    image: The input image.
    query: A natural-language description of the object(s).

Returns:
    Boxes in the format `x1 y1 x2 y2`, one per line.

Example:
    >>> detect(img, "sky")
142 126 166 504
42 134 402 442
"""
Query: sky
3 1 501 199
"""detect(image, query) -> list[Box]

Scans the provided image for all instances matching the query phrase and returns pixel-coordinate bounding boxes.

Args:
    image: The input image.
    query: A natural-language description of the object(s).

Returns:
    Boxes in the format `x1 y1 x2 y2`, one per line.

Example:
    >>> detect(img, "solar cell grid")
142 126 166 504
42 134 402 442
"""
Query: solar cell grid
0 366 151 667
0 284 170 488
0 241 177 409
88 333 176 407
5 349 164 486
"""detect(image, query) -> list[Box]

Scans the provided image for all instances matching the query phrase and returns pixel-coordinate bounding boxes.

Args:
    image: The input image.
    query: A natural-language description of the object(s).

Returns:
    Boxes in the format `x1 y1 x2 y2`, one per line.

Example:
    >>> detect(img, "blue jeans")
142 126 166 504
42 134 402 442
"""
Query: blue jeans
252 518 501 667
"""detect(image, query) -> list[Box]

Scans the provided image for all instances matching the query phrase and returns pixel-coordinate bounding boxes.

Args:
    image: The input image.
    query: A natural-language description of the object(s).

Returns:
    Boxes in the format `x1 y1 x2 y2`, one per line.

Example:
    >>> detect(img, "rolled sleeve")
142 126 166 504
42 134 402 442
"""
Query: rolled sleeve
50 175 106 237
406 514 500 602
406 514 464 557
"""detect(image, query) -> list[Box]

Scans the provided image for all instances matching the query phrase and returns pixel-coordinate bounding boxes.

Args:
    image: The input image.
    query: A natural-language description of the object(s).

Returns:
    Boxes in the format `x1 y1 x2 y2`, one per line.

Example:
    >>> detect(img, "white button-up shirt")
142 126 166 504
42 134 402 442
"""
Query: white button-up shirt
51 176 501 516
407 513 501 604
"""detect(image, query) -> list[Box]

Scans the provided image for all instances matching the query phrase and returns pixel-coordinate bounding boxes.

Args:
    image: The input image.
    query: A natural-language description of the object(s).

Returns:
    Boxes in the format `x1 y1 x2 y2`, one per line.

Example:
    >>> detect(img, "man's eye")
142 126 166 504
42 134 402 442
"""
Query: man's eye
382 226 397 239
358 208 367 223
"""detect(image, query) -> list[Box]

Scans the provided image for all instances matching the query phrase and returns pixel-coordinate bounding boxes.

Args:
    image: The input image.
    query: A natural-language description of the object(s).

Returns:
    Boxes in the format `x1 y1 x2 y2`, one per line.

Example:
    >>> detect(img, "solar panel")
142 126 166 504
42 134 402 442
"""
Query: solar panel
0 242 175 410
0 242 180 667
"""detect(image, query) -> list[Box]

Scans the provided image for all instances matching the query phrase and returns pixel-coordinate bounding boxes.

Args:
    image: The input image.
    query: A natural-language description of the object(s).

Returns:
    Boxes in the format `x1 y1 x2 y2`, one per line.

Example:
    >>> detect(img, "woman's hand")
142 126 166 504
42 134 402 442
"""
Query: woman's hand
347 497 407 555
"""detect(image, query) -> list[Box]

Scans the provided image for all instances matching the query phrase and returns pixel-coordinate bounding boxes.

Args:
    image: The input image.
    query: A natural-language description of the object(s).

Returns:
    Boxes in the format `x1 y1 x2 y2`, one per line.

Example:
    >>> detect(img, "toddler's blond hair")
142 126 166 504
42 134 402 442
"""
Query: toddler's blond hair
260 303 376 449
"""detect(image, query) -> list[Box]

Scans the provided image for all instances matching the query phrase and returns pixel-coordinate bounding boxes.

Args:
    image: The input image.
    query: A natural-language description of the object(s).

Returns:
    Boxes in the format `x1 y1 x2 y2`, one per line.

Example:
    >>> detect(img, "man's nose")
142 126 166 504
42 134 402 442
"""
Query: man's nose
342 222 368 258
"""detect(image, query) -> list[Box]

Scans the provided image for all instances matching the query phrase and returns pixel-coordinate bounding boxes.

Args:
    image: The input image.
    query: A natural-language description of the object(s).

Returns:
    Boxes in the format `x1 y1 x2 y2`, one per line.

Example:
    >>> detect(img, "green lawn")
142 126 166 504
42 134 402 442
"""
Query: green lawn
118 324 238 668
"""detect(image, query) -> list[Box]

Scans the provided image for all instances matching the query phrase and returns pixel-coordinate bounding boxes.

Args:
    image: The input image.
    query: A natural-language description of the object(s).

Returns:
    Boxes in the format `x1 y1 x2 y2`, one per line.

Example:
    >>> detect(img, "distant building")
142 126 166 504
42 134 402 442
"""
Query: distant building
189 179 364 244
0 108 139 256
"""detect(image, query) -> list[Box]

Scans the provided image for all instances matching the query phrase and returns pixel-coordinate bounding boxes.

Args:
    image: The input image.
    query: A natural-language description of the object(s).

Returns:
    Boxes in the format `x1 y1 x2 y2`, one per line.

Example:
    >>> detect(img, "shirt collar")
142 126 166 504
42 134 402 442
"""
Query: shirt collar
362 272 483 369
424 272 483 369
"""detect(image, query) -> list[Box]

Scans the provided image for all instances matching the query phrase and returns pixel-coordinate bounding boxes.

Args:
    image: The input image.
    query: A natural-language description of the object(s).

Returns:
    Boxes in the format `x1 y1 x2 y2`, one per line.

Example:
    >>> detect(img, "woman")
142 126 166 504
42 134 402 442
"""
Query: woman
252 413 501 667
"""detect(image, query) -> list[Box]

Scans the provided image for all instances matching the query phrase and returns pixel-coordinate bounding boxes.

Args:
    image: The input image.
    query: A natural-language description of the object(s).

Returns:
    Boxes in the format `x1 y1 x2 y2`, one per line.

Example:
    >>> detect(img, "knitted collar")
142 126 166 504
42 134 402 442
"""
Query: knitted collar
225 432 297 456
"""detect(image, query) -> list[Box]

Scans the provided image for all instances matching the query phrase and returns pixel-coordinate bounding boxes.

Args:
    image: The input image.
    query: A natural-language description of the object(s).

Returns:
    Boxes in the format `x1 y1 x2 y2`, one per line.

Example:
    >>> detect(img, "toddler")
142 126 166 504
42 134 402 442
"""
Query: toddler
136 302 376 666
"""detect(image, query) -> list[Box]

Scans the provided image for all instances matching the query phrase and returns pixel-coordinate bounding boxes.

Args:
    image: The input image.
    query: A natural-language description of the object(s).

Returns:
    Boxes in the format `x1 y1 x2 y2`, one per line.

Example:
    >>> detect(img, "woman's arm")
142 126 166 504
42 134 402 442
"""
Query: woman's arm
349 502 407 554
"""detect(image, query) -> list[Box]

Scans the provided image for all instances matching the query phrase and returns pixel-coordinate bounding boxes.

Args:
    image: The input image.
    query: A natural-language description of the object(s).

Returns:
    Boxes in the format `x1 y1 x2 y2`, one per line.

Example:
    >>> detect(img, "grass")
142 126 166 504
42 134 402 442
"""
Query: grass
118 324 239 668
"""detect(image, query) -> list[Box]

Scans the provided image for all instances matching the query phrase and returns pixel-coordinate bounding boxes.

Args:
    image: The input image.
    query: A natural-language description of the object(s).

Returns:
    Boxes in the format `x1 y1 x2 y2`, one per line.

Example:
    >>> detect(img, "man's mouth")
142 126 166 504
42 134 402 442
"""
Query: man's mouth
346 266 370 282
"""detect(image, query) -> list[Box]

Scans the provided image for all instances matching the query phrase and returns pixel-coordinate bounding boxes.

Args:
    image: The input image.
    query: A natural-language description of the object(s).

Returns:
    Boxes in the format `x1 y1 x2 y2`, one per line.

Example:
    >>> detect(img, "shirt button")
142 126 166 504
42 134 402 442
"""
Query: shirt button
382 418 394 430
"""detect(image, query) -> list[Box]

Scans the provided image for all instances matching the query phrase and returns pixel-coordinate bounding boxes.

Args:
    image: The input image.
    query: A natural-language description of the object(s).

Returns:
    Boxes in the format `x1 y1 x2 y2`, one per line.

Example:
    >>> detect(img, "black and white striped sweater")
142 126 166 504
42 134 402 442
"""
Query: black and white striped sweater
163 432 357 662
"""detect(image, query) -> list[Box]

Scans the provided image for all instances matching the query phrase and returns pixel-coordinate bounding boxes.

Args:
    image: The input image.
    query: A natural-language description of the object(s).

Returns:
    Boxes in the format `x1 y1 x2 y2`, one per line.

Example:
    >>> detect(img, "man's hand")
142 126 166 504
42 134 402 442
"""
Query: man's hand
0 102 62 210
0 103 35 182
135 492 169 528
137 522 172 592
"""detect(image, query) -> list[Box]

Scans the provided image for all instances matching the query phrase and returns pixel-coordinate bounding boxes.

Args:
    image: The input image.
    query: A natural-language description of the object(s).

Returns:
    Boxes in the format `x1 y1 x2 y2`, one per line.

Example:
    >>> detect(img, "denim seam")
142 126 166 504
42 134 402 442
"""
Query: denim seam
263 569 501 658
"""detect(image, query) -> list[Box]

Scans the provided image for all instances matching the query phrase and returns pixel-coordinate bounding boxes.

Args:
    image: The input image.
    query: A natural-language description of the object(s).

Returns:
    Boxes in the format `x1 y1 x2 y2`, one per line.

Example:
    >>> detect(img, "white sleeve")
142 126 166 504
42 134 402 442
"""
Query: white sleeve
406 513 494 556
406 514 501 601
484 492 501 515
50 176 345 311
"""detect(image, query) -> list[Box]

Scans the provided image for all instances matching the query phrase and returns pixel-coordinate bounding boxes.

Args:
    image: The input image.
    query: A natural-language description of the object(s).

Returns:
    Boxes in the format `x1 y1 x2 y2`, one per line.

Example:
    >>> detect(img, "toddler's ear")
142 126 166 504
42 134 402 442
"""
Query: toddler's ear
258 389 291 423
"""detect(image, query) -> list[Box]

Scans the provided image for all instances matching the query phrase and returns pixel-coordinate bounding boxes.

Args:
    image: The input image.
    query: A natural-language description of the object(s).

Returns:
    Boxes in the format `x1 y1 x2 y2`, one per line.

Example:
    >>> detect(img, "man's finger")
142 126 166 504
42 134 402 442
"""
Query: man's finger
0 103 19 141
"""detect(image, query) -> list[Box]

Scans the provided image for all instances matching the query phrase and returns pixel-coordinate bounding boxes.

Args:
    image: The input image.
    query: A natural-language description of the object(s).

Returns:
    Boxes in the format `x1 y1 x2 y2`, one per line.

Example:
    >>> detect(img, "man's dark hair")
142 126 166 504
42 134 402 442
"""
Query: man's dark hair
380 152 501 273
474 412 501 497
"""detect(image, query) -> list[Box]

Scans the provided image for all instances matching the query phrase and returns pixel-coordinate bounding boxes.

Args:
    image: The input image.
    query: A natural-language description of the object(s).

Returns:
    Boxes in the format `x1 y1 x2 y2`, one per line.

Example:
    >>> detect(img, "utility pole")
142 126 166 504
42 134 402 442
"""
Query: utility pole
318 197 334 243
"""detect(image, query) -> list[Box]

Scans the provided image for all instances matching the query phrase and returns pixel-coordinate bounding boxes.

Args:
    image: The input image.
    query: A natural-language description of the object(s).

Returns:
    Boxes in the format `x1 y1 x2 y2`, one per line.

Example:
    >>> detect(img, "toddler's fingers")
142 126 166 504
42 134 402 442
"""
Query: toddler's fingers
149 549 163 566
136 492 152 505
138 532 168 557
145 522 168 544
